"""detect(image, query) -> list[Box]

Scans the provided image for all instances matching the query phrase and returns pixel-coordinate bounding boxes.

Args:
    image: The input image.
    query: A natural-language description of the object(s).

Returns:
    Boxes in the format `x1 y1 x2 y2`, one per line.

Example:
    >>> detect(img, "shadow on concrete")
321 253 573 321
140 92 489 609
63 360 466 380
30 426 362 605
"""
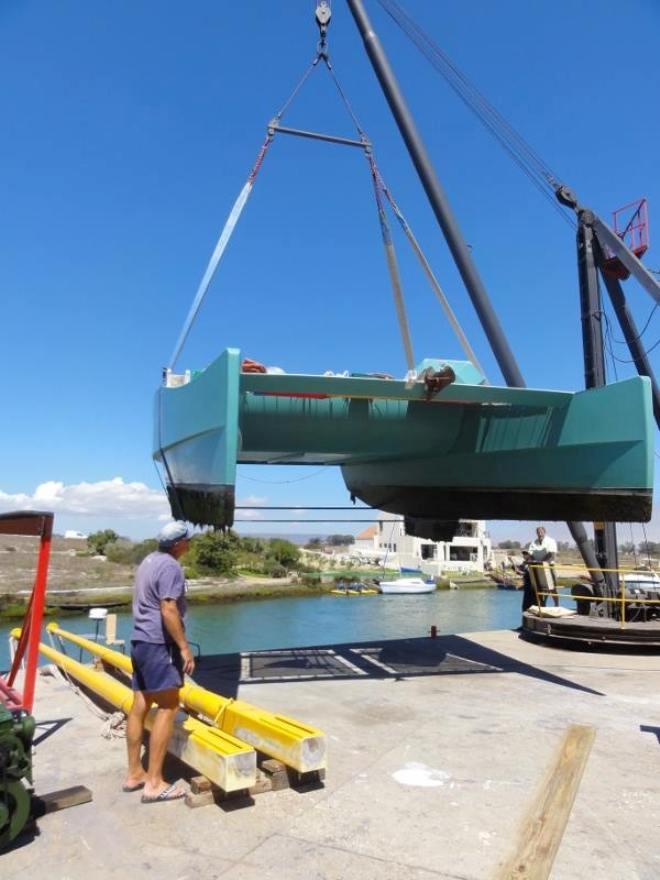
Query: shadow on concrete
640 724 660 744
3 821 40 853
33 717 73 747
193 632 604 699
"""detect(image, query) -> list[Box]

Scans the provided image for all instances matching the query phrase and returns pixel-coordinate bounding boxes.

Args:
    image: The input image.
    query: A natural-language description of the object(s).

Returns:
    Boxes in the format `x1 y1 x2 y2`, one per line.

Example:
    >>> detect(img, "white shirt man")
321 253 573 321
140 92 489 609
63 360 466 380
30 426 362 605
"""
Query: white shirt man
528 526 557 561
527 526 558 607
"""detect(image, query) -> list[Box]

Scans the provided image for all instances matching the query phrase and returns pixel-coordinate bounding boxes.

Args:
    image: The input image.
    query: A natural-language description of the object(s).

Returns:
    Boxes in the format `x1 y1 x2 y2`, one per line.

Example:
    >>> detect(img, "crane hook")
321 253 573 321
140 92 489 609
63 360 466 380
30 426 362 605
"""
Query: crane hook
315 2 332 59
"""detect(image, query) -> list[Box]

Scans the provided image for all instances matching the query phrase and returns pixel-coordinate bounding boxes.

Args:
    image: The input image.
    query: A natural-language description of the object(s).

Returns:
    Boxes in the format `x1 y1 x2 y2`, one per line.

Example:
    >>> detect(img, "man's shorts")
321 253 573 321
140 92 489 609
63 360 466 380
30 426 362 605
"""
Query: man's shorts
130 641 183 693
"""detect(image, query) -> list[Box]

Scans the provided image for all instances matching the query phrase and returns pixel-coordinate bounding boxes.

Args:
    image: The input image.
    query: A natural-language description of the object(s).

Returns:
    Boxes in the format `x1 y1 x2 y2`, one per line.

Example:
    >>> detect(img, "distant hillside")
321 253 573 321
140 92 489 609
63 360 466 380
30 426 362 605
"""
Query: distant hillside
0 534 132 594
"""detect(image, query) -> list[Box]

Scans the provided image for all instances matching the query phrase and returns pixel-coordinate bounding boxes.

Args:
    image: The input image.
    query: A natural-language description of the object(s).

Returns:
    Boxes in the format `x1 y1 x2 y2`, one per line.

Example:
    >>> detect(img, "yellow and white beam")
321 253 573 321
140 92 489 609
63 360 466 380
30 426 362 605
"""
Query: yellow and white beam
13 630 256 792
48 623 327 773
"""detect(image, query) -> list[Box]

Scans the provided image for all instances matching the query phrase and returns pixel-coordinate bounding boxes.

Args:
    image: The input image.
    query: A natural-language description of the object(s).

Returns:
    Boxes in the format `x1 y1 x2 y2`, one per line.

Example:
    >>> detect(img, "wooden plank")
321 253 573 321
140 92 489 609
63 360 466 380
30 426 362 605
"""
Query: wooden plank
494 724 596 880
248 771 273 795
185 790 215 809
189 775 213 795
31 785 93 817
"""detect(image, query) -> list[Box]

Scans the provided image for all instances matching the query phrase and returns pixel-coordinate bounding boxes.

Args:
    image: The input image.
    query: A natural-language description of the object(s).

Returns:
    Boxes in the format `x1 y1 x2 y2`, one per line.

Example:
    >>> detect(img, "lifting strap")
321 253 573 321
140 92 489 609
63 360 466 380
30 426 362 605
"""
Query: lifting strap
168 134 273 370
368 155 415 371
371 162 487 377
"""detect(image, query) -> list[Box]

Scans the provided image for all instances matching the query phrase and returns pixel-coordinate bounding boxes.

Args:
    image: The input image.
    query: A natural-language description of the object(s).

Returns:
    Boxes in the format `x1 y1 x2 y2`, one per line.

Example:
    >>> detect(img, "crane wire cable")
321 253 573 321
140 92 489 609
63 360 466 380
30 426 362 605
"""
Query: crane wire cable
372 161 487 376
603 310 660 364
368 154 416 370
324 57 369 139
375 0 575 229
607 300 659 346
274 56 321 121
376 0 559 183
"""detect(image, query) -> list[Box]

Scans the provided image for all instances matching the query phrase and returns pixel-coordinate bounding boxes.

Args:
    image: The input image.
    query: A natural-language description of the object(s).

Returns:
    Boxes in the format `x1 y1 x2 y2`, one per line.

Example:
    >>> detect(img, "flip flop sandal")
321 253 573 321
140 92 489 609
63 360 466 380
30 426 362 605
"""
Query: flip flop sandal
122 781 146 793
141 783 185 804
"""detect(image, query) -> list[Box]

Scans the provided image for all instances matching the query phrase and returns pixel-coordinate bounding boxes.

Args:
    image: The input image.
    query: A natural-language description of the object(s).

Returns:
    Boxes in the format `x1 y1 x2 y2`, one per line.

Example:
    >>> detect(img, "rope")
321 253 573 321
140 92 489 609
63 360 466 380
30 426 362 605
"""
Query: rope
47 629 113 723
368 155 415 371
101 712 127 740
168 134 273 370
372 161 487 378
155 387 186 520
375 0 574 229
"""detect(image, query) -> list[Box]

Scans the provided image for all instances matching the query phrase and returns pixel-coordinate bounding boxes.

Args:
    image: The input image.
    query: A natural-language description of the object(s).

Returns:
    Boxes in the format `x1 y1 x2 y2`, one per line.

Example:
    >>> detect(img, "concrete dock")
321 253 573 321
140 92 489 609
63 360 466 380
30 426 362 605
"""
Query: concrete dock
4 629 660 879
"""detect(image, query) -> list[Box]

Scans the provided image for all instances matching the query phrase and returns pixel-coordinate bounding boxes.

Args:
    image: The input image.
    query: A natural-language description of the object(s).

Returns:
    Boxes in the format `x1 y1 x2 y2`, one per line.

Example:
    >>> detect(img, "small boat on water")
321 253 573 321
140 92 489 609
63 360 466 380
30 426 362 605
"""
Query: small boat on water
331 581 379 596
378 577 436 595
623 571 660 596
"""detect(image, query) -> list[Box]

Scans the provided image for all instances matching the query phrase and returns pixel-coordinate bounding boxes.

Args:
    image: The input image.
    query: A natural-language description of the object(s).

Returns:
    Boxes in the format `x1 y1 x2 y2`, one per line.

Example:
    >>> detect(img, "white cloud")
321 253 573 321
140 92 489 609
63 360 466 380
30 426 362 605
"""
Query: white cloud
0 481 276 525
235 495 269 521
237 509 264 520
240 495 268 507
0 478 169 520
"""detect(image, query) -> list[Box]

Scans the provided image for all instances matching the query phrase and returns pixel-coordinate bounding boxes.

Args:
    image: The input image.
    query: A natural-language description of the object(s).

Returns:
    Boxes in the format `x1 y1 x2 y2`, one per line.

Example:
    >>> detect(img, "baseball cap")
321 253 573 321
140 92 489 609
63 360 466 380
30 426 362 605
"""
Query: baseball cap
157 521 190 548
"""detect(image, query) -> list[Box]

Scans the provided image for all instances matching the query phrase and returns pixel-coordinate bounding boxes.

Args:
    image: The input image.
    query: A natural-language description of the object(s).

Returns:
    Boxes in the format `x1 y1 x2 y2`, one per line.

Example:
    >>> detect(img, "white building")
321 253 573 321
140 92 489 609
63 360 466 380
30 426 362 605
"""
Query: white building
353 525 381 558
372 514 492 575
64 529 88 540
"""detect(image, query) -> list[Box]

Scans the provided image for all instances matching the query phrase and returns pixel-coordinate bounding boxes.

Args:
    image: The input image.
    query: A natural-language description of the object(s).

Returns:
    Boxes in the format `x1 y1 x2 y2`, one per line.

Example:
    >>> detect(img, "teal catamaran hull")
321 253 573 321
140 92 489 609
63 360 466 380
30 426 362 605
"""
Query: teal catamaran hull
154 348 654 534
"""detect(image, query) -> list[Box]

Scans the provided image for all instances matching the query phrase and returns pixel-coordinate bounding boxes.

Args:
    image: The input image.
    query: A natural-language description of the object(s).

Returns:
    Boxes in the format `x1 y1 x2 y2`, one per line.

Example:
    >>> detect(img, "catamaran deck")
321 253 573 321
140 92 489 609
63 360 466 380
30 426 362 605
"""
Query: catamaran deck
4 628 660 879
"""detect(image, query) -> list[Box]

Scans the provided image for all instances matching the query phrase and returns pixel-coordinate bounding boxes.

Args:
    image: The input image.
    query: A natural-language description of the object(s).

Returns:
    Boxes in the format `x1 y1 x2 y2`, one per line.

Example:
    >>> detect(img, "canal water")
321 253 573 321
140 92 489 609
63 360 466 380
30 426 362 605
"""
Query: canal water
0 588 522 672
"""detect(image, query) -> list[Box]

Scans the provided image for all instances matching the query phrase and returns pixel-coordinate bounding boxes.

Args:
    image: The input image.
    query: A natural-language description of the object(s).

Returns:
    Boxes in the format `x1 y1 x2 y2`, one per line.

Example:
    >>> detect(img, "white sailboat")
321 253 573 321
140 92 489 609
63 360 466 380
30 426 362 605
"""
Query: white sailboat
378 576 436 595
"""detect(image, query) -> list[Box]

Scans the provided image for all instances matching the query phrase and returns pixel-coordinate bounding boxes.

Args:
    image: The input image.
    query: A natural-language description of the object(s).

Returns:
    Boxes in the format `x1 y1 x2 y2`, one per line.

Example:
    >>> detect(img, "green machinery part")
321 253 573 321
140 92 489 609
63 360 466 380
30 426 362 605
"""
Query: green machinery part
0 704 35 850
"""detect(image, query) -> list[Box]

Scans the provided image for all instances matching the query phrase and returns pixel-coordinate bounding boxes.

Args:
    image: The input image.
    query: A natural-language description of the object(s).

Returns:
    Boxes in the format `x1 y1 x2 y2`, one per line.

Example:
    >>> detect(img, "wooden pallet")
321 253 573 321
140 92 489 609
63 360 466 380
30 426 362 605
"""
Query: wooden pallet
185 758 325 809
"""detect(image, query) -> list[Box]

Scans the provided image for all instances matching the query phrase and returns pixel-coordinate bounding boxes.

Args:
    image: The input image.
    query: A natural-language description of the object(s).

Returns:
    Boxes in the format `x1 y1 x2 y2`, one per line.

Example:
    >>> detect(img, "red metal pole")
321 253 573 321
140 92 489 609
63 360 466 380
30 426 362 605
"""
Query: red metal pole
17 515 53 713
7 591 34 687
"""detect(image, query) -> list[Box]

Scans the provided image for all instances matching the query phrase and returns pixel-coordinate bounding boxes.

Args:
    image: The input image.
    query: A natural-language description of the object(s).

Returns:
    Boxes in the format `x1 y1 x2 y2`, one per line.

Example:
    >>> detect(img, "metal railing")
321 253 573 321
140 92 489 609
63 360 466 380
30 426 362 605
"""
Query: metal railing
527 562 660 627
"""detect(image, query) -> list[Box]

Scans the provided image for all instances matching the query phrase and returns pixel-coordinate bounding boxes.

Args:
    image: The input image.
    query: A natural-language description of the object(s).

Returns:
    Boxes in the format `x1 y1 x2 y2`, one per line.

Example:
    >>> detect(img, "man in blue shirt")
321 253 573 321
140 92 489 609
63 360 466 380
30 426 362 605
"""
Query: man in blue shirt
123 521 195 803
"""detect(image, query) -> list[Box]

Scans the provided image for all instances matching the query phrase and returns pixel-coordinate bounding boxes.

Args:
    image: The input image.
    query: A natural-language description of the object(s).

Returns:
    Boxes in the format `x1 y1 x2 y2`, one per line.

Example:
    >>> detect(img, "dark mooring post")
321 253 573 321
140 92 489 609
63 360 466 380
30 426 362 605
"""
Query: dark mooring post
577 214 619 604
346 0 604 584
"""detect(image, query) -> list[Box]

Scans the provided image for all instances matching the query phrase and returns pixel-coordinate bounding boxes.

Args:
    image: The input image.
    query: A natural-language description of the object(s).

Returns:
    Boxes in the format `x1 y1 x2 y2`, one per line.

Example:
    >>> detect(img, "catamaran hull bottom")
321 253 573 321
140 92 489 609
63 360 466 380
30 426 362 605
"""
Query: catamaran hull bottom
345 483 652 529
167 483 235 529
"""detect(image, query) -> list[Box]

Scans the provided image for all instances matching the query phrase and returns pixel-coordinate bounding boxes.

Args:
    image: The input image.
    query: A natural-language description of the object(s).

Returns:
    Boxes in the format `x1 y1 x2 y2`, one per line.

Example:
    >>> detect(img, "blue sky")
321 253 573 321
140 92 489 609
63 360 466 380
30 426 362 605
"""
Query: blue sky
1 0 659 542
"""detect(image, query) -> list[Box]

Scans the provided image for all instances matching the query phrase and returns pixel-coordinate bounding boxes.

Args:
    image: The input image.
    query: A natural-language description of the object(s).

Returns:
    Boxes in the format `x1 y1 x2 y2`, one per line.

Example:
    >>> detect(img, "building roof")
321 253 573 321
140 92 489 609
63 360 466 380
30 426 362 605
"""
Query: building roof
356 525 378 540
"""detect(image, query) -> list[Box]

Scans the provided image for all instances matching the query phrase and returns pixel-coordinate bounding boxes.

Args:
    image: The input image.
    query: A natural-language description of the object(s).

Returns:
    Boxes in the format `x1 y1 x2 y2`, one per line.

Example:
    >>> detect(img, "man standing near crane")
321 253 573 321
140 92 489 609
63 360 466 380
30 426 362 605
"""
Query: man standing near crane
528 525 558 608
123 521 195 803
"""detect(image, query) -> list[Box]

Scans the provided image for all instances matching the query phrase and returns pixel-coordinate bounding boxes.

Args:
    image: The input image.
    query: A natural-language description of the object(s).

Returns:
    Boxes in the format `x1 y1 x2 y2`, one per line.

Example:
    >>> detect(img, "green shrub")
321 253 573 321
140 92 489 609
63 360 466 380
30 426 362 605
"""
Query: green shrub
266 539 299 569
87 529 120 555
131 539 158 564
104 539 134 564
185 530 238 576
264 561 287 579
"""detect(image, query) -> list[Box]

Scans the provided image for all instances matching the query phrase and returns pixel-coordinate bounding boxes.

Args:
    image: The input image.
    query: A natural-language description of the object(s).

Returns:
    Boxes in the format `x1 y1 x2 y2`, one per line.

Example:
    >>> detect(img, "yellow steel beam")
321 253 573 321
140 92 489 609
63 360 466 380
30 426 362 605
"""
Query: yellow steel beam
13 630 256 792
48 623 327 773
